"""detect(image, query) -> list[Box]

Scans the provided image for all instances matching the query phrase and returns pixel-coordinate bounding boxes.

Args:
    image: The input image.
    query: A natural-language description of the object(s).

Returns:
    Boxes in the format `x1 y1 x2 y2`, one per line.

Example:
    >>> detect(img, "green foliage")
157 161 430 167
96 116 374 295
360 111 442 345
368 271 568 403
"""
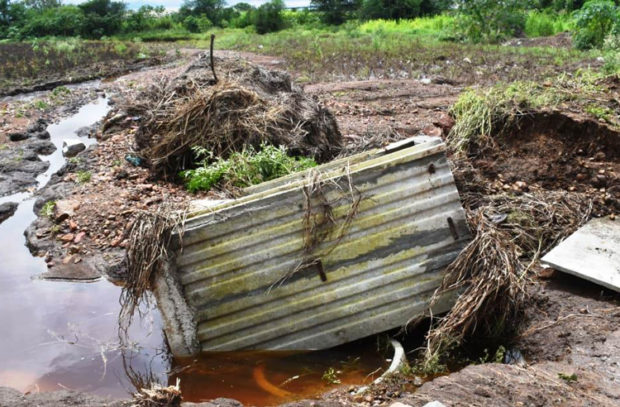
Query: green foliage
573 0 620 49
358 14 456 37
39 200 56 218
360 0 423 21
253 0 285 34
180 0 226 26
19 5 84 37
525 10 573 37
455 0 527 43
180 144 317 193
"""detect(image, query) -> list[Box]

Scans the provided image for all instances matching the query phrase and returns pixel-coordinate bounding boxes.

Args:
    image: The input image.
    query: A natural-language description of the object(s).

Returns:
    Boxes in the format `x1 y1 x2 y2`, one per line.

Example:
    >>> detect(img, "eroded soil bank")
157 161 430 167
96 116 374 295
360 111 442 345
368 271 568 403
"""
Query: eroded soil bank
0 48 618 406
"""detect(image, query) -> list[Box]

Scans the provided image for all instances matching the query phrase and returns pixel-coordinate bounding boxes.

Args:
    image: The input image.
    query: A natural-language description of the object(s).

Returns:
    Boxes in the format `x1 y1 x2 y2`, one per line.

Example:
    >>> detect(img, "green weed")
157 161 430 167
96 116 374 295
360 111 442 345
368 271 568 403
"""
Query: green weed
76 170 92 184
321 367 341 385
39 200 56 219
558 372 578 382
180 144 316 193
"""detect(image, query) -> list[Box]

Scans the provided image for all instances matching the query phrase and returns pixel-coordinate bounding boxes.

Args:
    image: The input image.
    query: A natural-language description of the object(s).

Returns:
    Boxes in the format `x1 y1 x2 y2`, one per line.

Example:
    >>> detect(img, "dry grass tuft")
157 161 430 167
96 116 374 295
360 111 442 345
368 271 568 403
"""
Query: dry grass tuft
424 209 528 370
131 378 182 407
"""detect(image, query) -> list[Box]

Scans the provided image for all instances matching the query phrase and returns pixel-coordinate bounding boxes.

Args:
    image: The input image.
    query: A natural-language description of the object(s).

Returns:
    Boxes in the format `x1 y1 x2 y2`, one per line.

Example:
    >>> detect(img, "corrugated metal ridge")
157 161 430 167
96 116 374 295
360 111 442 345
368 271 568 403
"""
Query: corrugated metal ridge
199 274 449 350
182 200 463 303
170 139 470 351
194 244 461 339
183 139 444 222
179 145 449 252
177 165 456 272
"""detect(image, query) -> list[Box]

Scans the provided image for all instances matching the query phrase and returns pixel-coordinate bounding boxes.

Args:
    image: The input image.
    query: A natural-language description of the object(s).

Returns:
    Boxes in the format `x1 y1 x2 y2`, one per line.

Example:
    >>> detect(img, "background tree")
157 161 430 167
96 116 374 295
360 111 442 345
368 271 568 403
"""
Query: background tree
181 0 226 25
78 0 125 38
22 0 60 10
311 0 359 25
572 0 619 48
253 0 285 34
455 0 527 43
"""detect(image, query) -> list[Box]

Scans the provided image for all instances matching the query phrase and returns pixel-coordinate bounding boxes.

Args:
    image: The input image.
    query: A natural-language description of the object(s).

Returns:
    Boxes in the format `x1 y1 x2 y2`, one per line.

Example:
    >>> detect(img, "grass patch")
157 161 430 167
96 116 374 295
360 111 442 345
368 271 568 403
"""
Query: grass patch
180 144 317 193
558 372 578 382
448 70 616 153
525 11 572 38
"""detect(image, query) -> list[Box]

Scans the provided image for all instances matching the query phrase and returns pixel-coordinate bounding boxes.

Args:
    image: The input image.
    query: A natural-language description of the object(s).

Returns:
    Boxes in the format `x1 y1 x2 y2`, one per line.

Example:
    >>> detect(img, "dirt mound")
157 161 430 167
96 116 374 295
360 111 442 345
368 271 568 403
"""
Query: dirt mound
469 112 619 215
126 55 342 177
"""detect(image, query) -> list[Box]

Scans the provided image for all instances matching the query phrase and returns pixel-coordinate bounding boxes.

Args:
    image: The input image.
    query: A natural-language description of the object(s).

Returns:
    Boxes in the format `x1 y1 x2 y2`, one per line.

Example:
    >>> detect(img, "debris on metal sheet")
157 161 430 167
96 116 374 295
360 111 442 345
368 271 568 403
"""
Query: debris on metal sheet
154 138 471 356
541 217 620 292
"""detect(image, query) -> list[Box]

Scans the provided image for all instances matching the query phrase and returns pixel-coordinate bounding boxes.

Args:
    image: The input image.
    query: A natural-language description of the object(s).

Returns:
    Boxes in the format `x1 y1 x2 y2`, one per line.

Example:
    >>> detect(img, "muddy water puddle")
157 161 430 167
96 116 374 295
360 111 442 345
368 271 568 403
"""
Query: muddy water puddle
173 341 389 406
0 93 389 404
0 97 168 397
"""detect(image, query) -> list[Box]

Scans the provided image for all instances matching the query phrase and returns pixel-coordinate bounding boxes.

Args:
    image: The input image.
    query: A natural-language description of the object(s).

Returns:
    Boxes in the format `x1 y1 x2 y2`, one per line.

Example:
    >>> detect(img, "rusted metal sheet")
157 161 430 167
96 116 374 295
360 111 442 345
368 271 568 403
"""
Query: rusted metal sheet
159 139 471 354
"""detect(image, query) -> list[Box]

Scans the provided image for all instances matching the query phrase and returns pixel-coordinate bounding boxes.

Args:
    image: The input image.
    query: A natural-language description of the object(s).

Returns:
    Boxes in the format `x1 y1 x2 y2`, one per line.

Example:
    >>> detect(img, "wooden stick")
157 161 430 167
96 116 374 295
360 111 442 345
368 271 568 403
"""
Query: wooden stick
210 34 218 84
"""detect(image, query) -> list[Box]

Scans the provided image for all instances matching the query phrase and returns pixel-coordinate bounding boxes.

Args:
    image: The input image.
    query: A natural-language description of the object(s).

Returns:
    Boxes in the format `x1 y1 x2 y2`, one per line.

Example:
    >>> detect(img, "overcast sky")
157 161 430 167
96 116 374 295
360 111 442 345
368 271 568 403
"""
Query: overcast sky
64 0 312 10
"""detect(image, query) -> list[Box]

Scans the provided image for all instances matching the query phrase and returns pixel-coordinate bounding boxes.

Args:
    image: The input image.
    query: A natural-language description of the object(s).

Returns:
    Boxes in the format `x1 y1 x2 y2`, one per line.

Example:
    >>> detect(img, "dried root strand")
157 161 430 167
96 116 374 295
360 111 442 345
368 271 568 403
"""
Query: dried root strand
423 188 592 368
120 209 185 334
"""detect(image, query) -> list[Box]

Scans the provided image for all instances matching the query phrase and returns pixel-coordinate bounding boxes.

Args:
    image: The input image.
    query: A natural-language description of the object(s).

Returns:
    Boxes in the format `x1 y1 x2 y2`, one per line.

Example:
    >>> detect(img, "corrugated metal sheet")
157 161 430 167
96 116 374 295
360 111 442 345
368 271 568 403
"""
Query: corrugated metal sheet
165 139 471 352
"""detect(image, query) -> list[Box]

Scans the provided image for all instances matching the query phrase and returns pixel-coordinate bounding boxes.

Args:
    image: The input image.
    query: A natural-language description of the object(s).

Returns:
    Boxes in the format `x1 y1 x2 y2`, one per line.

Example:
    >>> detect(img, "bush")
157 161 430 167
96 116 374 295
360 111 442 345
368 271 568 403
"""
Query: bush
180 144 317 193
183 15 213 33
456 0 527 43
253 0 285 34
572 0 619 49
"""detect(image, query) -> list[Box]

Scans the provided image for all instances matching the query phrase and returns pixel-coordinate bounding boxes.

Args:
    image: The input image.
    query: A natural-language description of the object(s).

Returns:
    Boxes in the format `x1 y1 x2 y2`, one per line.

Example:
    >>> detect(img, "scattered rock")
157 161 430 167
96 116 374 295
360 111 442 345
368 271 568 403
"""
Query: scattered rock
422 402 447 407
0 202 18 224
27 140 56 155
33 130 51 140
8 132 29 142
62 139 86 157
53 199 79 222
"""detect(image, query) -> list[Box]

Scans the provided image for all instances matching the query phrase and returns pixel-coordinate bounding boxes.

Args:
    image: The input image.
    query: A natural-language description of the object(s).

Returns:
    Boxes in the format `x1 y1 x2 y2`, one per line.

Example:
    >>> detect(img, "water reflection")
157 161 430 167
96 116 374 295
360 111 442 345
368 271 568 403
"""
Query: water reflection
0 97 168 398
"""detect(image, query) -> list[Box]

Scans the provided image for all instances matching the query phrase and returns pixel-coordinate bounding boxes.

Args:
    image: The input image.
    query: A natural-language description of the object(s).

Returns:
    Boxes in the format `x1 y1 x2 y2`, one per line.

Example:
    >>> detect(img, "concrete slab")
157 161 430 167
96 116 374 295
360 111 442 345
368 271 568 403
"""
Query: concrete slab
541 218 620 292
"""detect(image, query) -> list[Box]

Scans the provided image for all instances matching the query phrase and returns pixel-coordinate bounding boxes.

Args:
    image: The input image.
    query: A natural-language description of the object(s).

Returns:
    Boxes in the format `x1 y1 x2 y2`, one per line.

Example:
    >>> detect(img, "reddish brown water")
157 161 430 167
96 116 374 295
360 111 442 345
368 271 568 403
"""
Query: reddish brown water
0 95 389 405
172 343 389 406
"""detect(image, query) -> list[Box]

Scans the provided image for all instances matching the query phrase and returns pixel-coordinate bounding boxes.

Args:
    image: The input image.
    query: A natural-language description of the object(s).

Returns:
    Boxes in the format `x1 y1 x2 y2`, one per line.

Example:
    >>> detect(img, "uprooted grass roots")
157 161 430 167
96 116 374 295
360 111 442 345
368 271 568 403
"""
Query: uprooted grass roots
120 210 185 335
423 189 592 369
127 59 342 177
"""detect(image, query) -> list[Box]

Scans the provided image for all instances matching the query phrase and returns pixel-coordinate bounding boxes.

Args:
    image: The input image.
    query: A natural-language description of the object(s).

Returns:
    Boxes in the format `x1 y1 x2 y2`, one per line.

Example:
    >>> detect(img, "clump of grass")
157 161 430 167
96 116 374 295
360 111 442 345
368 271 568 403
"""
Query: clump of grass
180 144 316 193
76 170 92 184
39 200 56 219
